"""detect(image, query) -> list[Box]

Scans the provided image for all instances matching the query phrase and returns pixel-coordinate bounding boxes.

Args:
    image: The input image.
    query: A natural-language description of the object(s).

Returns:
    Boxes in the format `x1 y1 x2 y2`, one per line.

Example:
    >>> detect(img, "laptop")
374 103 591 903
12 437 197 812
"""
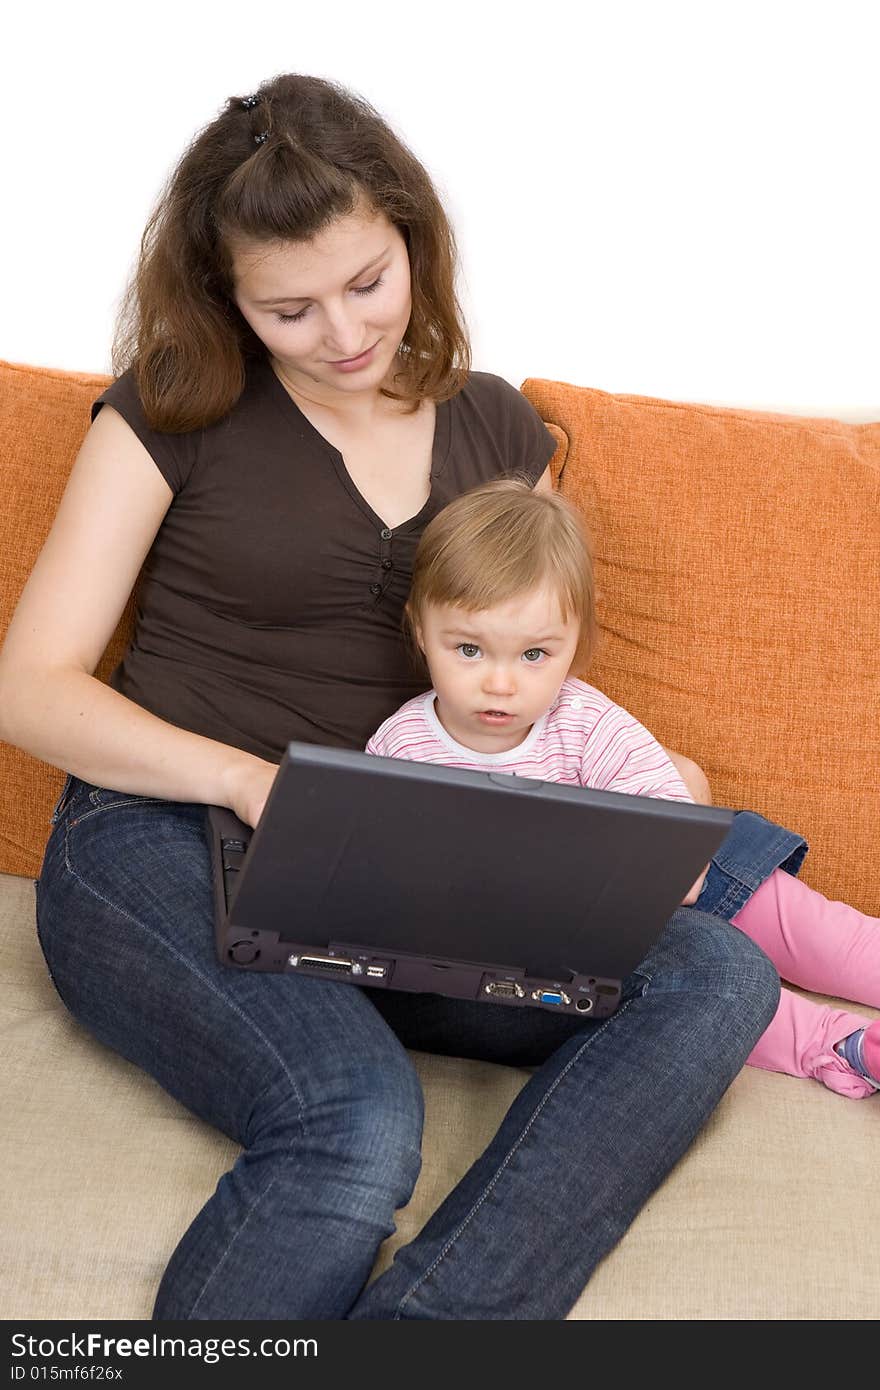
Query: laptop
208 741 733 1019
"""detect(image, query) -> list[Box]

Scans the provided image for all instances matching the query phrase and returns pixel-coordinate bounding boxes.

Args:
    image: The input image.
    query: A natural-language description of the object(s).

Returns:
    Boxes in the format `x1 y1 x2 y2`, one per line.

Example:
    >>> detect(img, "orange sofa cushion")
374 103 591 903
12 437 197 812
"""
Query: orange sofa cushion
523 378 880 914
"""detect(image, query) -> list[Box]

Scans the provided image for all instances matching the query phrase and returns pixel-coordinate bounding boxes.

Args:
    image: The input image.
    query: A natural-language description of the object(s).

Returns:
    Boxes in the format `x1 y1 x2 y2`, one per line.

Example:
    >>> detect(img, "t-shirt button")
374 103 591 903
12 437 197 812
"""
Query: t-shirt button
380 527 393 540
381 558 393 570
370 583 382 596
570 697 584 711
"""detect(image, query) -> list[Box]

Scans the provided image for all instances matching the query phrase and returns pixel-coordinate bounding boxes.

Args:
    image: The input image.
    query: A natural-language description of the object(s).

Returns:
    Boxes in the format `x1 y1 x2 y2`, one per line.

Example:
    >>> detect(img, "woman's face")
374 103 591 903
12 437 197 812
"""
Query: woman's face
230 203 413 398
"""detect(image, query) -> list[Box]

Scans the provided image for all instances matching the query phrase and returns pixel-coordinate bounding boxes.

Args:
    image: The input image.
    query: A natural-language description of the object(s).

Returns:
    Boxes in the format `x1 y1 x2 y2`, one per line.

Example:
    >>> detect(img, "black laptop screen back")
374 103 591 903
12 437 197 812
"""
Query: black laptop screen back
227 743 734 983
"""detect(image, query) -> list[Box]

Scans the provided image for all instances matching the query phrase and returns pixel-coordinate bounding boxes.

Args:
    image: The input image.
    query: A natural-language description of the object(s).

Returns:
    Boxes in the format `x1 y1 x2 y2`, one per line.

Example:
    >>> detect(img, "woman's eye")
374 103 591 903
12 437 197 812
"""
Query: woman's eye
522 648 546 663
354 274 384 298
274 275 384 325
457 643 480 659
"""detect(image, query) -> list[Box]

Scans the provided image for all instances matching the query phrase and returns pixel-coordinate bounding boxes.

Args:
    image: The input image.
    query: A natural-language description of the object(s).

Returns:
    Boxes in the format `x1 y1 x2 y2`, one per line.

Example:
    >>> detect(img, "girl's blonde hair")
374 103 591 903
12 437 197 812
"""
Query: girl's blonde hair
406 478 597 674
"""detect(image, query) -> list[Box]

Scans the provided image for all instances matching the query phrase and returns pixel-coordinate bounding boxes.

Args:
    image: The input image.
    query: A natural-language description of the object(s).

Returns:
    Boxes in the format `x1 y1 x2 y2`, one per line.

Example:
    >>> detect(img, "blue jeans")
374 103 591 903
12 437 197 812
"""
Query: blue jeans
35 777 780 1320
696 810 807 917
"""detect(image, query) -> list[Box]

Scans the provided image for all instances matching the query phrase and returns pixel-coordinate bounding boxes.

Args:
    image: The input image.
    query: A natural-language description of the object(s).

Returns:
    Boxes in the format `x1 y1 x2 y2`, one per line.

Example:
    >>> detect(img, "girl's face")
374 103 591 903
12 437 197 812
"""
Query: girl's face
230 202 413 400
415 585 581 754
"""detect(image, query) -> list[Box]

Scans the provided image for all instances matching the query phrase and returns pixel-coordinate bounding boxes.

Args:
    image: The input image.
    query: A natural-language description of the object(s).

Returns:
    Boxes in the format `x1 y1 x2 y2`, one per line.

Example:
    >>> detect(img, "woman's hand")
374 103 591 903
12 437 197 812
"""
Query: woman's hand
218 752 280 828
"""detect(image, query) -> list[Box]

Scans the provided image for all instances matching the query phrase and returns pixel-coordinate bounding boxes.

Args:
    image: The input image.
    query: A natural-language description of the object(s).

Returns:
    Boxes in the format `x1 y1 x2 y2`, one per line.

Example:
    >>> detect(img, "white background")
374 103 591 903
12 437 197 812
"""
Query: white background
3 0 878 418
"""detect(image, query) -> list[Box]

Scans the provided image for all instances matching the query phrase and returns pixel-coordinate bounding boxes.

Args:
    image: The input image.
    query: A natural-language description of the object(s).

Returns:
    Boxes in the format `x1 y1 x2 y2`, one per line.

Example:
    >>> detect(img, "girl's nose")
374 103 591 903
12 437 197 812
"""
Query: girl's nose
483 664 516 695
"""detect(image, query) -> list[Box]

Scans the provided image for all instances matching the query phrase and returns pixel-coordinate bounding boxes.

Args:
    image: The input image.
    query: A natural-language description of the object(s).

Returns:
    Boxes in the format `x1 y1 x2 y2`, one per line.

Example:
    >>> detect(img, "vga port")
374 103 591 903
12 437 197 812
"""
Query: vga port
531 988 571 1006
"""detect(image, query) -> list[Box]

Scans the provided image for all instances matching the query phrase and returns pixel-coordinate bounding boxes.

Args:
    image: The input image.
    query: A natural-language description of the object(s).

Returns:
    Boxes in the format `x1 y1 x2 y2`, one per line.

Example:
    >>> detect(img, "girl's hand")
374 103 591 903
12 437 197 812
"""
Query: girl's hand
681 863 710 906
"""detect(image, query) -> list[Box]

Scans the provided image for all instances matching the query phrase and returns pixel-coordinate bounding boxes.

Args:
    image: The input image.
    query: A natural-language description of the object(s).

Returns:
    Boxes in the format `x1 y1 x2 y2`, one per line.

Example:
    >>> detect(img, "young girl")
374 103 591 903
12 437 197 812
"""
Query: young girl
367 478 880 1099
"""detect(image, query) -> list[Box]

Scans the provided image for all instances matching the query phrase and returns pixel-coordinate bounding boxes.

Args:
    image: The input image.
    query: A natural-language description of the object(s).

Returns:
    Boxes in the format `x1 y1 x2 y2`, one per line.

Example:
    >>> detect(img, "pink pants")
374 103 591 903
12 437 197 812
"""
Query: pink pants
731 870 880 1097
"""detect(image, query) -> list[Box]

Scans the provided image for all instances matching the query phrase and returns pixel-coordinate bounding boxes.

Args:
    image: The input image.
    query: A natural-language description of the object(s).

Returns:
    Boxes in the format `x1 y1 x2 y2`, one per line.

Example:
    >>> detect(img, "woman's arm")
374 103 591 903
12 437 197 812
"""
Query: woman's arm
0 406 276 826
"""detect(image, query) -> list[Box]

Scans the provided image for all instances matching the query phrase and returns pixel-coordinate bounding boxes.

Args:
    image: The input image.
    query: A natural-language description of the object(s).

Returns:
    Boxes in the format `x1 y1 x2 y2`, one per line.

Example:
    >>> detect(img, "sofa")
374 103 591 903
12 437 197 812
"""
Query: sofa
2 357 878 1320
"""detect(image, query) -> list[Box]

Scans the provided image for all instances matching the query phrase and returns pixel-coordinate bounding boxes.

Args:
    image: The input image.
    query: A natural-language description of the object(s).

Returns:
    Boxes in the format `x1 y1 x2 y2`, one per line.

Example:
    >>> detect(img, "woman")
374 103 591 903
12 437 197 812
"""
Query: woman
0 74 782 1320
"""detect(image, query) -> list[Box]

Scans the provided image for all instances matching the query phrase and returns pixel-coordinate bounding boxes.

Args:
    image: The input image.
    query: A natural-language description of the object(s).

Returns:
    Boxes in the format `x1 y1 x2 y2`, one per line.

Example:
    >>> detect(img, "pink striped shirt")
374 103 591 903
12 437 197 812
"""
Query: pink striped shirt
366 677 694 802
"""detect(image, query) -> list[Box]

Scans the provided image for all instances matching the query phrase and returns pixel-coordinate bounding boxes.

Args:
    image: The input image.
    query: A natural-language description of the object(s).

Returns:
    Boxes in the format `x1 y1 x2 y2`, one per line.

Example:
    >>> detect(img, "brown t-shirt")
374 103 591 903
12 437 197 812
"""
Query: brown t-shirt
92 357 557 761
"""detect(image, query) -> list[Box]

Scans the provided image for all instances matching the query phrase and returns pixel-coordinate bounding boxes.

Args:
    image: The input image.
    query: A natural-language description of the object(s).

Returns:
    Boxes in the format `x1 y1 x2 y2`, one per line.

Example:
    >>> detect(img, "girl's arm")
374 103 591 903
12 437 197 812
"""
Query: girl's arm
0 406 276 827
661 749 712 901
662 748 712 804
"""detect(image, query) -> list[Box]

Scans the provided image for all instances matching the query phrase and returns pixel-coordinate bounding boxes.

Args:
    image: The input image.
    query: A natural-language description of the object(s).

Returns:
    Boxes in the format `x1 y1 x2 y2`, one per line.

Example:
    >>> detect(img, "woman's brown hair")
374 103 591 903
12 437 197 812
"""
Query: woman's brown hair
406 479 598 676
113 74 471 432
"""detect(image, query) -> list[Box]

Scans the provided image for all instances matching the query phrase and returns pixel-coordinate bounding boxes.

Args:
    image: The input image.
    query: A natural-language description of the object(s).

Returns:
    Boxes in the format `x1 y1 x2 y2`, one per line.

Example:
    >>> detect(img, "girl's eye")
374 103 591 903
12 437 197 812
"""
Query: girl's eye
522 648 546 663
457 643 481 659
274 274 385 325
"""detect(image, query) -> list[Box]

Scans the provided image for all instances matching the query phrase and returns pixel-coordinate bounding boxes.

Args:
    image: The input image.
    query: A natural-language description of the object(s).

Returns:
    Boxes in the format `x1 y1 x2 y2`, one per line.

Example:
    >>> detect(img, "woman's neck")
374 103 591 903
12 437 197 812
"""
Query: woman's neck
271 356 409 431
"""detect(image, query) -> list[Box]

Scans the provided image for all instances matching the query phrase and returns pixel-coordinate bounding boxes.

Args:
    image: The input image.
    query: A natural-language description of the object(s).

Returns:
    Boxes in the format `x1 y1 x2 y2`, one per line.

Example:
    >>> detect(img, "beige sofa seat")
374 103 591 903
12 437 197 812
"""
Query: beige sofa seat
4 871 877 1319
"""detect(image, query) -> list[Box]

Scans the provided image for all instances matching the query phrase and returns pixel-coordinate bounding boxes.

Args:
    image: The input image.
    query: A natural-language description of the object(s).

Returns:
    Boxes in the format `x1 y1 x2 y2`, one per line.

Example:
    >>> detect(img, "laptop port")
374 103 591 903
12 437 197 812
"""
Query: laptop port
228 940 260 965
531 988 571 1006
575 997 594 1013
485 980 525 999
291 954 359 975
365 965 388 978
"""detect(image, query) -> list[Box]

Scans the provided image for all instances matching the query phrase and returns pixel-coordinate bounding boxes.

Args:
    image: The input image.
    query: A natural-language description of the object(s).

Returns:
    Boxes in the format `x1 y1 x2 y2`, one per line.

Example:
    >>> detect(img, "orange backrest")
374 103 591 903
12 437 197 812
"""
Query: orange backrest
523 377 880 914
0 360 129 876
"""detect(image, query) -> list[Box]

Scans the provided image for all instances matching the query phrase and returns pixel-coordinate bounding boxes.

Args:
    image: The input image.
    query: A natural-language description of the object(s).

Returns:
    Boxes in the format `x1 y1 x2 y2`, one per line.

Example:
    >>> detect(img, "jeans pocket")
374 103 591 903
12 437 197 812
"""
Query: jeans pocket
49 772 77 825
85 786 162 810
66 785 164 827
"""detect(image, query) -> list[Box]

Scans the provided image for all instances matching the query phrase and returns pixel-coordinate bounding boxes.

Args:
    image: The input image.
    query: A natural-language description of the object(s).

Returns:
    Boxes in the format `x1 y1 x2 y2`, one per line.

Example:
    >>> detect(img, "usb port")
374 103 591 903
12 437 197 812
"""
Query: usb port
366 965 387 978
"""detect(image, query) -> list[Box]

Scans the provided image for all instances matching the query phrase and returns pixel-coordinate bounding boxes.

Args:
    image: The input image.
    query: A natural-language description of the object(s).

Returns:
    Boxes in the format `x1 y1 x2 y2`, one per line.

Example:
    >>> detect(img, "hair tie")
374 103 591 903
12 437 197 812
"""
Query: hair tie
254 131 269 146
240 94 260 110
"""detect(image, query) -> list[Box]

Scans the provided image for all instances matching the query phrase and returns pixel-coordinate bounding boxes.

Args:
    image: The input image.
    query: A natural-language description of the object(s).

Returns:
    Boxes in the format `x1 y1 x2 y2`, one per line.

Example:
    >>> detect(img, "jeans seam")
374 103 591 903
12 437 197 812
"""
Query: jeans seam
60 822 308 1136
188 1175 280 1318
716 885 749 918
391 998 633 1317
69 798 165 827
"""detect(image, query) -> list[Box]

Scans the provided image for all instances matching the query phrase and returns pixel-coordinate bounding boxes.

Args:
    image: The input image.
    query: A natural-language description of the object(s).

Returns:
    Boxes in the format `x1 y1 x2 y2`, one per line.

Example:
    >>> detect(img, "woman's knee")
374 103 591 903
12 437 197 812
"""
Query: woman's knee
727 919 780 1019
251 1048 425 1213
643 908 780 1027
307 1052 424 1154
690 908 781 1029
